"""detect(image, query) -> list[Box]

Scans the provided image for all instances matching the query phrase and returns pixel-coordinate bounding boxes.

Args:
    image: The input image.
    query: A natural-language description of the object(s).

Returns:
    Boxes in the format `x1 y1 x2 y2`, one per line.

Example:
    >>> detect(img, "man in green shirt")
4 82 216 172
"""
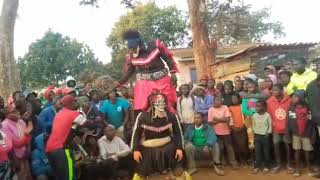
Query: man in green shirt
184 112 224 176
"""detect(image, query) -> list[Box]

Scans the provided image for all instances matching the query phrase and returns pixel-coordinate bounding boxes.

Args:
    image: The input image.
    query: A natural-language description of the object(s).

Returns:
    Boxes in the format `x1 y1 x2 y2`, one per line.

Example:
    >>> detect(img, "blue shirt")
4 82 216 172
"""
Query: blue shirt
99 98 129 129
195 95 214 122
37 106 56 135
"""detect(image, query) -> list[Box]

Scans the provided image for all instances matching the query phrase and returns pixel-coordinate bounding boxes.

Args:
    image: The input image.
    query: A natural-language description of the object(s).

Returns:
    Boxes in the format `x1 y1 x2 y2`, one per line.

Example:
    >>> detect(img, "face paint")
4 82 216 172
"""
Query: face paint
153 94 166 112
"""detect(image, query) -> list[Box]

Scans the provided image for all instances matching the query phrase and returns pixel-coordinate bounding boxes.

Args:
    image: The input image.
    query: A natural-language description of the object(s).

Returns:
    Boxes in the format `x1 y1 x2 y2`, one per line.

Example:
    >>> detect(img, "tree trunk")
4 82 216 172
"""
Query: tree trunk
187 0 217 80
0 0 20 102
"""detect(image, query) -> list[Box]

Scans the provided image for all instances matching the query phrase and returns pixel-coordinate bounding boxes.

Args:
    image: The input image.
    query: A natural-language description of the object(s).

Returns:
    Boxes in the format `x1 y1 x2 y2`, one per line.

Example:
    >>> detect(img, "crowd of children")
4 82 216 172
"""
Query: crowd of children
0 55 320 180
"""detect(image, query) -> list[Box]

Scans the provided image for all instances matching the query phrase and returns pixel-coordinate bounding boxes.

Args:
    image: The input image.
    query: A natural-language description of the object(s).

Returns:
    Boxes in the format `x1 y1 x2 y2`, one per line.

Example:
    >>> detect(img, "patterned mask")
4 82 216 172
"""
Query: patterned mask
153 94 166 112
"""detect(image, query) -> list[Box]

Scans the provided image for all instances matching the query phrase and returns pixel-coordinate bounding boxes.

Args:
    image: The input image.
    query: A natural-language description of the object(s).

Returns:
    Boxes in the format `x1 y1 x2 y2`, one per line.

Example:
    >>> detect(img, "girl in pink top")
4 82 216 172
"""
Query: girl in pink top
1 107 33 180
208 96 238 169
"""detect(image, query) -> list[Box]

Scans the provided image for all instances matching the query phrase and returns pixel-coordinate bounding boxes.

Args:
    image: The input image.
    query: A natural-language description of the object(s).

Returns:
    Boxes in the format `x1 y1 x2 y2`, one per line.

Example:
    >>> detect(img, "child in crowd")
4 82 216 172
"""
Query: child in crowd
216 83 224 96
261 75 276 98
241 80 262 150
207 78 220 97
31 133 53 180
208 96 237 169
279 70 292 94
286 90 316 177
267 84 293 173
184 112 224 176
229 93 249 166
222 83 234 107
234 80 243 93
2 107 34 180
252 100 272 174
88 89 102 110
194 85 214 122
177 84 195 131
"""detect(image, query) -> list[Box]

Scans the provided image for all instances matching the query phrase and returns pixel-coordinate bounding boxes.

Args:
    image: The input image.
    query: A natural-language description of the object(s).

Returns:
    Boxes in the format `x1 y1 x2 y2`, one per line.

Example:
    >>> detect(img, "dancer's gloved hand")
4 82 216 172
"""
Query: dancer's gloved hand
134 151 142 163
175 149 183 162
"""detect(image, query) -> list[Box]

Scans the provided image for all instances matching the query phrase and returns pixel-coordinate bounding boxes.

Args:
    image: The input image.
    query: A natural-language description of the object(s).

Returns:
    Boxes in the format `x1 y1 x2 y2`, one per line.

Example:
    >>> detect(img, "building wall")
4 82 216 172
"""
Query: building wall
177 60 196 85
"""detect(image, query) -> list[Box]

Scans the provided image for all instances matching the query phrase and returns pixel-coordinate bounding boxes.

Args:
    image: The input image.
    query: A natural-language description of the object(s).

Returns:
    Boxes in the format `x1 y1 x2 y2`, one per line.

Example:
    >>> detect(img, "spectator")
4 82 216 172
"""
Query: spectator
78 96 104 135
37 97 62 135
124 87 135 144
261 75 276 98
99 89 129 138
199 75 209 89
241 80 263 149
279 70 292 94
234 76 241 83
208 96 237 169
207 78 220 97
267 84 292 174
234 80 243 93
216 82 224 96
77 131 116 180
306 71 320 178
285 90 316 177
2 107 34 180
194 85 214 122
223 83 234 107
0 107 33 180
252 100 272 174
177 84 195 131
43 85 56 109
229 93 249 166
306 71 320 133
46 95 87 180
286 57 317 95
184 112 224 176
98 125 132 178
264 65 277 77
88 89 102 110
31 133 53 180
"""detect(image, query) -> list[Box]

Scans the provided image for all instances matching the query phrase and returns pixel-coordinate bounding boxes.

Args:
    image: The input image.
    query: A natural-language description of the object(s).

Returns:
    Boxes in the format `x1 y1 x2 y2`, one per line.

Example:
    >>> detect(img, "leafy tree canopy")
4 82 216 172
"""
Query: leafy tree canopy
18 30 102 88
206 0 285 44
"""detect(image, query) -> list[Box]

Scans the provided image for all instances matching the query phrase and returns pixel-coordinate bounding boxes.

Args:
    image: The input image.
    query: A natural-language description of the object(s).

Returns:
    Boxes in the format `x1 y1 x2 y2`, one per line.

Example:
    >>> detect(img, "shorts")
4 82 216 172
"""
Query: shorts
273 133 290 144
292 135 313 151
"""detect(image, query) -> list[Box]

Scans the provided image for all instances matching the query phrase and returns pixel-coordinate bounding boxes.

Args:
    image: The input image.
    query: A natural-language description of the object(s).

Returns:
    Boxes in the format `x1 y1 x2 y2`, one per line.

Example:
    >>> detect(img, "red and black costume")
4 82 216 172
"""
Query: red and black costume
130 92 184 177
118 31 178 113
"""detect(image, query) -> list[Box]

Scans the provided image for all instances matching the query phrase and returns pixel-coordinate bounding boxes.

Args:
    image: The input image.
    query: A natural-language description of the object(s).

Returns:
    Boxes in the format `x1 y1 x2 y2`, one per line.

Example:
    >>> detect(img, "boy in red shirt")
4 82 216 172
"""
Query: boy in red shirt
46 95 87 180
267 84 292 173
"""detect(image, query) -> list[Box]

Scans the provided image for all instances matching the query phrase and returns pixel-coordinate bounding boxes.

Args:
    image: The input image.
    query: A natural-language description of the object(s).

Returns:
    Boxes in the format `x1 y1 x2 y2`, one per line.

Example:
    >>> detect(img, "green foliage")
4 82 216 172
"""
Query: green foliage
18 30 101 88
79 0 137 8
107 3 188 49
206 0 285 44
106 3 189 79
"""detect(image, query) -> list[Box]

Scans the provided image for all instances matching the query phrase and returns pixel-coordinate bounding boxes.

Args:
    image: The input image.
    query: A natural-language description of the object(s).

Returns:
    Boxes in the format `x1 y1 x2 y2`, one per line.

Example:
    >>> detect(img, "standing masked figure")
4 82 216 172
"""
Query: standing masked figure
115 30 179 113
131 91 184 179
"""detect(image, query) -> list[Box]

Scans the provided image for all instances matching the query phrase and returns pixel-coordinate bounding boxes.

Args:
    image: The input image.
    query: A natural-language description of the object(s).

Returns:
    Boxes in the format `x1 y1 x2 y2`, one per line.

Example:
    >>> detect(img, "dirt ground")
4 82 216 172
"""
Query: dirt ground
151 168 314 180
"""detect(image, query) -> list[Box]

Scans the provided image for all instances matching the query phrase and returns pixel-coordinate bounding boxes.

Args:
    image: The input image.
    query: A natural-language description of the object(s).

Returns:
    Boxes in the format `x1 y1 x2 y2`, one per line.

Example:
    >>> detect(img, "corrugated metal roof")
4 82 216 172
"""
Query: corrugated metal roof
172 42 318 62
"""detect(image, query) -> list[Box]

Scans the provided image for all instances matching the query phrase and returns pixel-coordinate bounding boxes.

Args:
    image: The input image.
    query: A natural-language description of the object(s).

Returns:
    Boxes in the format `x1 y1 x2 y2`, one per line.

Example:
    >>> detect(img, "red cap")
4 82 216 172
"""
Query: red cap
60 95 76 107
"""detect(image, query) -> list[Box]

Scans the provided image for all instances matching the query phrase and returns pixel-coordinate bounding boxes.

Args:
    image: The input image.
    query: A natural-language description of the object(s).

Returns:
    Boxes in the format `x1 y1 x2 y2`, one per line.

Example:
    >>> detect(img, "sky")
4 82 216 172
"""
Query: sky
10 0 320 63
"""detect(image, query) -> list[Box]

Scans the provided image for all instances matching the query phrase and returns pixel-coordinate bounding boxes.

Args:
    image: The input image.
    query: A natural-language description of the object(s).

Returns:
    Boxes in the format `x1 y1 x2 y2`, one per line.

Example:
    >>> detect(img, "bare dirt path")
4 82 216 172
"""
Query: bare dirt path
151 168 314 180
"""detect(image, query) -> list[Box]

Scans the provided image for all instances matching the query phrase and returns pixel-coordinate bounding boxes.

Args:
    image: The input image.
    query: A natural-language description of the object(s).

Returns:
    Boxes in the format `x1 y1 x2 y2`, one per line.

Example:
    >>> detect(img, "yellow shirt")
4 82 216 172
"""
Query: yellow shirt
287 68 317 95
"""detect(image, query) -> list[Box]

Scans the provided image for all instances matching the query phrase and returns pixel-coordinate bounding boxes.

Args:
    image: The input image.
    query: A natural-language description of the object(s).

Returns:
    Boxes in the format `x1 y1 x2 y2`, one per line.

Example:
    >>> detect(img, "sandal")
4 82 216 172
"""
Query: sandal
271 166 281 174
287 166 294 174
293 171 301 177
252 168 260 174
